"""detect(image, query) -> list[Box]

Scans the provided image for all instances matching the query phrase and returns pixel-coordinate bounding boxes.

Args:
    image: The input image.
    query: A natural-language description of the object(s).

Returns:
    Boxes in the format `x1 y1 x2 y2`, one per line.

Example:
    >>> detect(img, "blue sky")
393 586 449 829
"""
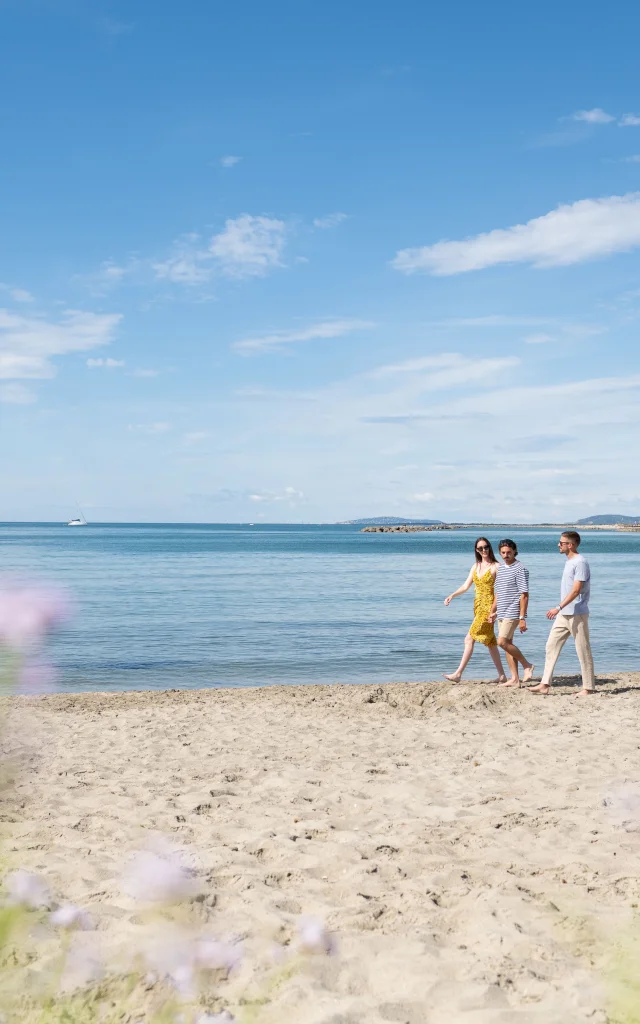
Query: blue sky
2 0 640 523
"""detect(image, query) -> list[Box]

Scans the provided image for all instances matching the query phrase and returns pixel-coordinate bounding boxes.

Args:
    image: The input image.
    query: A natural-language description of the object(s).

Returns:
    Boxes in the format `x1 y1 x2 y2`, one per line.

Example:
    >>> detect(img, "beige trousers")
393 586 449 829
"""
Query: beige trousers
540 613 595 690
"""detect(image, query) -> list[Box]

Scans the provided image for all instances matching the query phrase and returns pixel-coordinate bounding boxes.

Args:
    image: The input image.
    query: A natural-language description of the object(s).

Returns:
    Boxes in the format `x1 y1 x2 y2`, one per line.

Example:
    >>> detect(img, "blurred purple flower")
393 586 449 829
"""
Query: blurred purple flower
50 904 93 930
5 870 51 909
298 917 336 956
16 656 58 695
0 581 70 651
195 937 242 974
59 934 103 991
122 838 197 904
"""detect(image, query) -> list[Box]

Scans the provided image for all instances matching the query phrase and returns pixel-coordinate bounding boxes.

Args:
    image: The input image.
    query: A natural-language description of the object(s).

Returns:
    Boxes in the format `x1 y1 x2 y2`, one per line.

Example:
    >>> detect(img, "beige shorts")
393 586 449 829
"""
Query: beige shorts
498 618 519 640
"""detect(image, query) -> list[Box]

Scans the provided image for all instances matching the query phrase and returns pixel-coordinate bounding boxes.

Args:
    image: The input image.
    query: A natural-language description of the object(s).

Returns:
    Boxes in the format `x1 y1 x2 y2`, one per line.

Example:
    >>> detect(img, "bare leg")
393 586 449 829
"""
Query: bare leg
499 638 533 686
488 644 507 683
443 635 474 682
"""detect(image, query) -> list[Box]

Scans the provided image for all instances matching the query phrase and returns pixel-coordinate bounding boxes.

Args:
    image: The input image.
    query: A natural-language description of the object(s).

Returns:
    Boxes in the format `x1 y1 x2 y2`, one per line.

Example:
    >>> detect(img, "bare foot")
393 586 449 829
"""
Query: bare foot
575 689 596 698
500 677 520 688
442 673 462 683
528 683 550 695
522 664 535 683
487 675 507 685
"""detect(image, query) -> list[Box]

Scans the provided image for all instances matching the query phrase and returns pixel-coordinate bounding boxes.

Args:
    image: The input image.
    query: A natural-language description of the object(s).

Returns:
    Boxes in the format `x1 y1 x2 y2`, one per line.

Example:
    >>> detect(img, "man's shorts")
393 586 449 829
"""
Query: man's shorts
498 618 519 640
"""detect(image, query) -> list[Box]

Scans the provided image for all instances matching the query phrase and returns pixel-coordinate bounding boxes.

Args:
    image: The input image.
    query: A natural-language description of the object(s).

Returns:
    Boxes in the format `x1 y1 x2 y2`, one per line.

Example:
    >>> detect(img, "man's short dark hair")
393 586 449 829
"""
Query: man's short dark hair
499 539 518 555
561 530 581 547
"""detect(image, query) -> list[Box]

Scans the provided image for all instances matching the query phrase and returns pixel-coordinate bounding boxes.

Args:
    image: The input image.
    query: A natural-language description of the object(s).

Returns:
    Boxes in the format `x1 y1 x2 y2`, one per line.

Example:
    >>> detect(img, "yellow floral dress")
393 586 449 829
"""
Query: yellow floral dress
469 567 497 647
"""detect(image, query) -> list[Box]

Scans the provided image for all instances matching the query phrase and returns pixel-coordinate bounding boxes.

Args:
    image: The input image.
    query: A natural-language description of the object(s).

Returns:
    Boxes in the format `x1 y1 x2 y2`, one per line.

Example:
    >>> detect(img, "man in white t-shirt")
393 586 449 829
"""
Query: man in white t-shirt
529 531 596 697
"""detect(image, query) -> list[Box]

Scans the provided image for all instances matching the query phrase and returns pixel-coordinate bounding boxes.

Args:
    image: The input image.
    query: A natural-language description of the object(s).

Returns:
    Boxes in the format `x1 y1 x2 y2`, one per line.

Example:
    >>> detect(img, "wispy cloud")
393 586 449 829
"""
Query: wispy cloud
313 212 349 229
220 155 242 168
620 113 640 127
392 193 640 275
86 357 124 368
369 353 519 387
0 284 34 303
130 368 160 378
82 258 140 295
154 215 287 284
524 333 554 344
430 315 553 328
0 307 121 388
249 486 304 503
572 107 615 124
0 382 36 405
210 215 286 278
623 154 640 163
233 317 374 355
128 422 172 435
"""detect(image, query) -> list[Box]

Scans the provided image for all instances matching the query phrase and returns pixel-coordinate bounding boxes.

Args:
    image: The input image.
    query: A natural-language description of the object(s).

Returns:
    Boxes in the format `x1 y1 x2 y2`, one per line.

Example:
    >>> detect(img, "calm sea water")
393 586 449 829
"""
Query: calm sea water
1 524 638 692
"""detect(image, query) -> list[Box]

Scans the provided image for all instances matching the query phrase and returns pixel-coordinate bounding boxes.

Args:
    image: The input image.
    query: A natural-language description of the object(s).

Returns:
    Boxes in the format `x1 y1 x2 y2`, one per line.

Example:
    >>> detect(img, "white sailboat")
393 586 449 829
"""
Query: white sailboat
67 506 87 527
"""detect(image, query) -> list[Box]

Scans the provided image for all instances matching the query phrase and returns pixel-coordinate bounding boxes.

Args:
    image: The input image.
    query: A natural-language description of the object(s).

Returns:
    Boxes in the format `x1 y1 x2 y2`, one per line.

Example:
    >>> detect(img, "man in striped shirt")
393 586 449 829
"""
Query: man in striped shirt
488 539 535 688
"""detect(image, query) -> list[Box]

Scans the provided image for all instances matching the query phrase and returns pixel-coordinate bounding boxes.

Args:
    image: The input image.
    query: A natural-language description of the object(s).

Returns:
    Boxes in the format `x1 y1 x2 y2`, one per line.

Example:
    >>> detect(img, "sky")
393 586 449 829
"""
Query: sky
2 0 640 524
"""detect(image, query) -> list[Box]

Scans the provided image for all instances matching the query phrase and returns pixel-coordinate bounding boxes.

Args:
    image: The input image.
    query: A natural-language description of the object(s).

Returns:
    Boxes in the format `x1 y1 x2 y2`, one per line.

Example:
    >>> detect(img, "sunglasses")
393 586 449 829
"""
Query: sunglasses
476 544 490 551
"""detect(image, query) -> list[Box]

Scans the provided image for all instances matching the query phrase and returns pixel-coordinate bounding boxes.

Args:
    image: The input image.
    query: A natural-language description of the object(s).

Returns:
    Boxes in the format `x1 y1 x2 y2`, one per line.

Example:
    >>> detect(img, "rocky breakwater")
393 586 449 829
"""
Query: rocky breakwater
361 524 455 533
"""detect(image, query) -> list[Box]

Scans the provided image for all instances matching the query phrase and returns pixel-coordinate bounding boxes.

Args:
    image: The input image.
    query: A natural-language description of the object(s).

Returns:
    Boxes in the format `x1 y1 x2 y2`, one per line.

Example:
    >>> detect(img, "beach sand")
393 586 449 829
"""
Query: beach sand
4 674 640 1023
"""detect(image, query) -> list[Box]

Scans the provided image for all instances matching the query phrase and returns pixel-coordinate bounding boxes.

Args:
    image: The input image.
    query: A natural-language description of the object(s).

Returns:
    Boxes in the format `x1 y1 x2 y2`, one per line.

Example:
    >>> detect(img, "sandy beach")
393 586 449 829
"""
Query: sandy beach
4 674 640 1023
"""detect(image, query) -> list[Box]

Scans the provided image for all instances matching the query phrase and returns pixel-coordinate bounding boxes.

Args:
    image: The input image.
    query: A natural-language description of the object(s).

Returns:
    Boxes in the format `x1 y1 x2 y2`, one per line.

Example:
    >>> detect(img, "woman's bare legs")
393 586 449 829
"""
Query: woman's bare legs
488 643 507 683
443 634 474 682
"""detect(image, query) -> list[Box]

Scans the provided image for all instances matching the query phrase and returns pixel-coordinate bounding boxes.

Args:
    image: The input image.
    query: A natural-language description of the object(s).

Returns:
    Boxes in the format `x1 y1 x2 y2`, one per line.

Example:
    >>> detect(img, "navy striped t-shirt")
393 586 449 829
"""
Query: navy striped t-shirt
495 560 529 619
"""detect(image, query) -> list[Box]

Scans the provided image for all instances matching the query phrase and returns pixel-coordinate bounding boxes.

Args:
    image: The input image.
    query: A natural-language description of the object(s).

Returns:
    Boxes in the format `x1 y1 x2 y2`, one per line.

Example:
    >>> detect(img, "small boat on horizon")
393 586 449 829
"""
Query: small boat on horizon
67 507 87 527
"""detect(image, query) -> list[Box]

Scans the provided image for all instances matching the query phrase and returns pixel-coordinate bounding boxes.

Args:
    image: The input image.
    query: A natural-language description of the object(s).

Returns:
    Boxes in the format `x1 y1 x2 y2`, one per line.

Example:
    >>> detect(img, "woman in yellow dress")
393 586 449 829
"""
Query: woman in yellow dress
442 538 506 683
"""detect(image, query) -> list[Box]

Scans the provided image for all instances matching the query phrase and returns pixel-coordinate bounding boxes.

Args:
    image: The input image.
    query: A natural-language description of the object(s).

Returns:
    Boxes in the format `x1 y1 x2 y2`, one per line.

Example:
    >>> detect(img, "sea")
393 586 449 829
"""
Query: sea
1 523 638 693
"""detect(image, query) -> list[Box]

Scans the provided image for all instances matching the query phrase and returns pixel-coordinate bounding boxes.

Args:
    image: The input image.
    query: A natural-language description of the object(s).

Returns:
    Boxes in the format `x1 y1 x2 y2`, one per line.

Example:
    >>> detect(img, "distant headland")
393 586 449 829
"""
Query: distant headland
338 514 640 533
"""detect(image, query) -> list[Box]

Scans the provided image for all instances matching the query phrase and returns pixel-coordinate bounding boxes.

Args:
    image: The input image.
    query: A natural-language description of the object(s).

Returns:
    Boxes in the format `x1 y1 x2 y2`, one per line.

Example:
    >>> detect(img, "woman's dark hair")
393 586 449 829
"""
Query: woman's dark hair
474 537 497 563
499 538 518 555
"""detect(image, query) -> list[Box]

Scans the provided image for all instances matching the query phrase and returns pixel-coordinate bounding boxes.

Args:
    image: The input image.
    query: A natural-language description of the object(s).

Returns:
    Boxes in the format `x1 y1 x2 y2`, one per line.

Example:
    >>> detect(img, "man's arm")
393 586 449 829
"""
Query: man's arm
546 581 583 620
519 591 529 632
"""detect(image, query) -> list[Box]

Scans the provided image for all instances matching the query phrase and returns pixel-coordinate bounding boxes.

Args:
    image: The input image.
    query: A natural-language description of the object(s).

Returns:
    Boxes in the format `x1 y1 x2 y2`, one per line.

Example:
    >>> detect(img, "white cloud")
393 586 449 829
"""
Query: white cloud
623 154 640 163
620 114 640 127
82 258 140 295
154 216 287 285
0 307 122 386
524 333 554 344
0 382 36 404
233 318 374 355
313 212 349 229
220 155 242 168
183 431 209 443
392 193 640 275
131 368 160 378
249 486 304 503
0 284 34 303
128 422 172 435
572 108 615 124
369 353 519 388
86 357 124 368
209 215 286 278
413 491 434 501
153 234 210 285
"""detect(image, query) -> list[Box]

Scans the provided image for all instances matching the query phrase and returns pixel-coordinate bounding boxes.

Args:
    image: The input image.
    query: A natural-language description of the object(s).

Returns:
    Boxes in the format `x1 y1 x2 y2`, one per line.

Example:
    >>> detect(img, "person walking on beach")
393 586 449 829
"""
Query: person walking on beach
443 538 507 683
529 531 595 697
488 540 535 687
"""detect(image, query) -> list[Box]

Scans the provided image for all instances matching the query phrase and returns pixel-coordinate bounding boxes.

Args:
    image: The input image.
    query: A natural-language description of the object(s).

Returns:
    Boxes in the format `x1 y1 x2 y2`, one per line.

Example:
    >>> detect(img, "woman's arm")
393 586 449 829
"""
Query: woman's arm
444 567 474 605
